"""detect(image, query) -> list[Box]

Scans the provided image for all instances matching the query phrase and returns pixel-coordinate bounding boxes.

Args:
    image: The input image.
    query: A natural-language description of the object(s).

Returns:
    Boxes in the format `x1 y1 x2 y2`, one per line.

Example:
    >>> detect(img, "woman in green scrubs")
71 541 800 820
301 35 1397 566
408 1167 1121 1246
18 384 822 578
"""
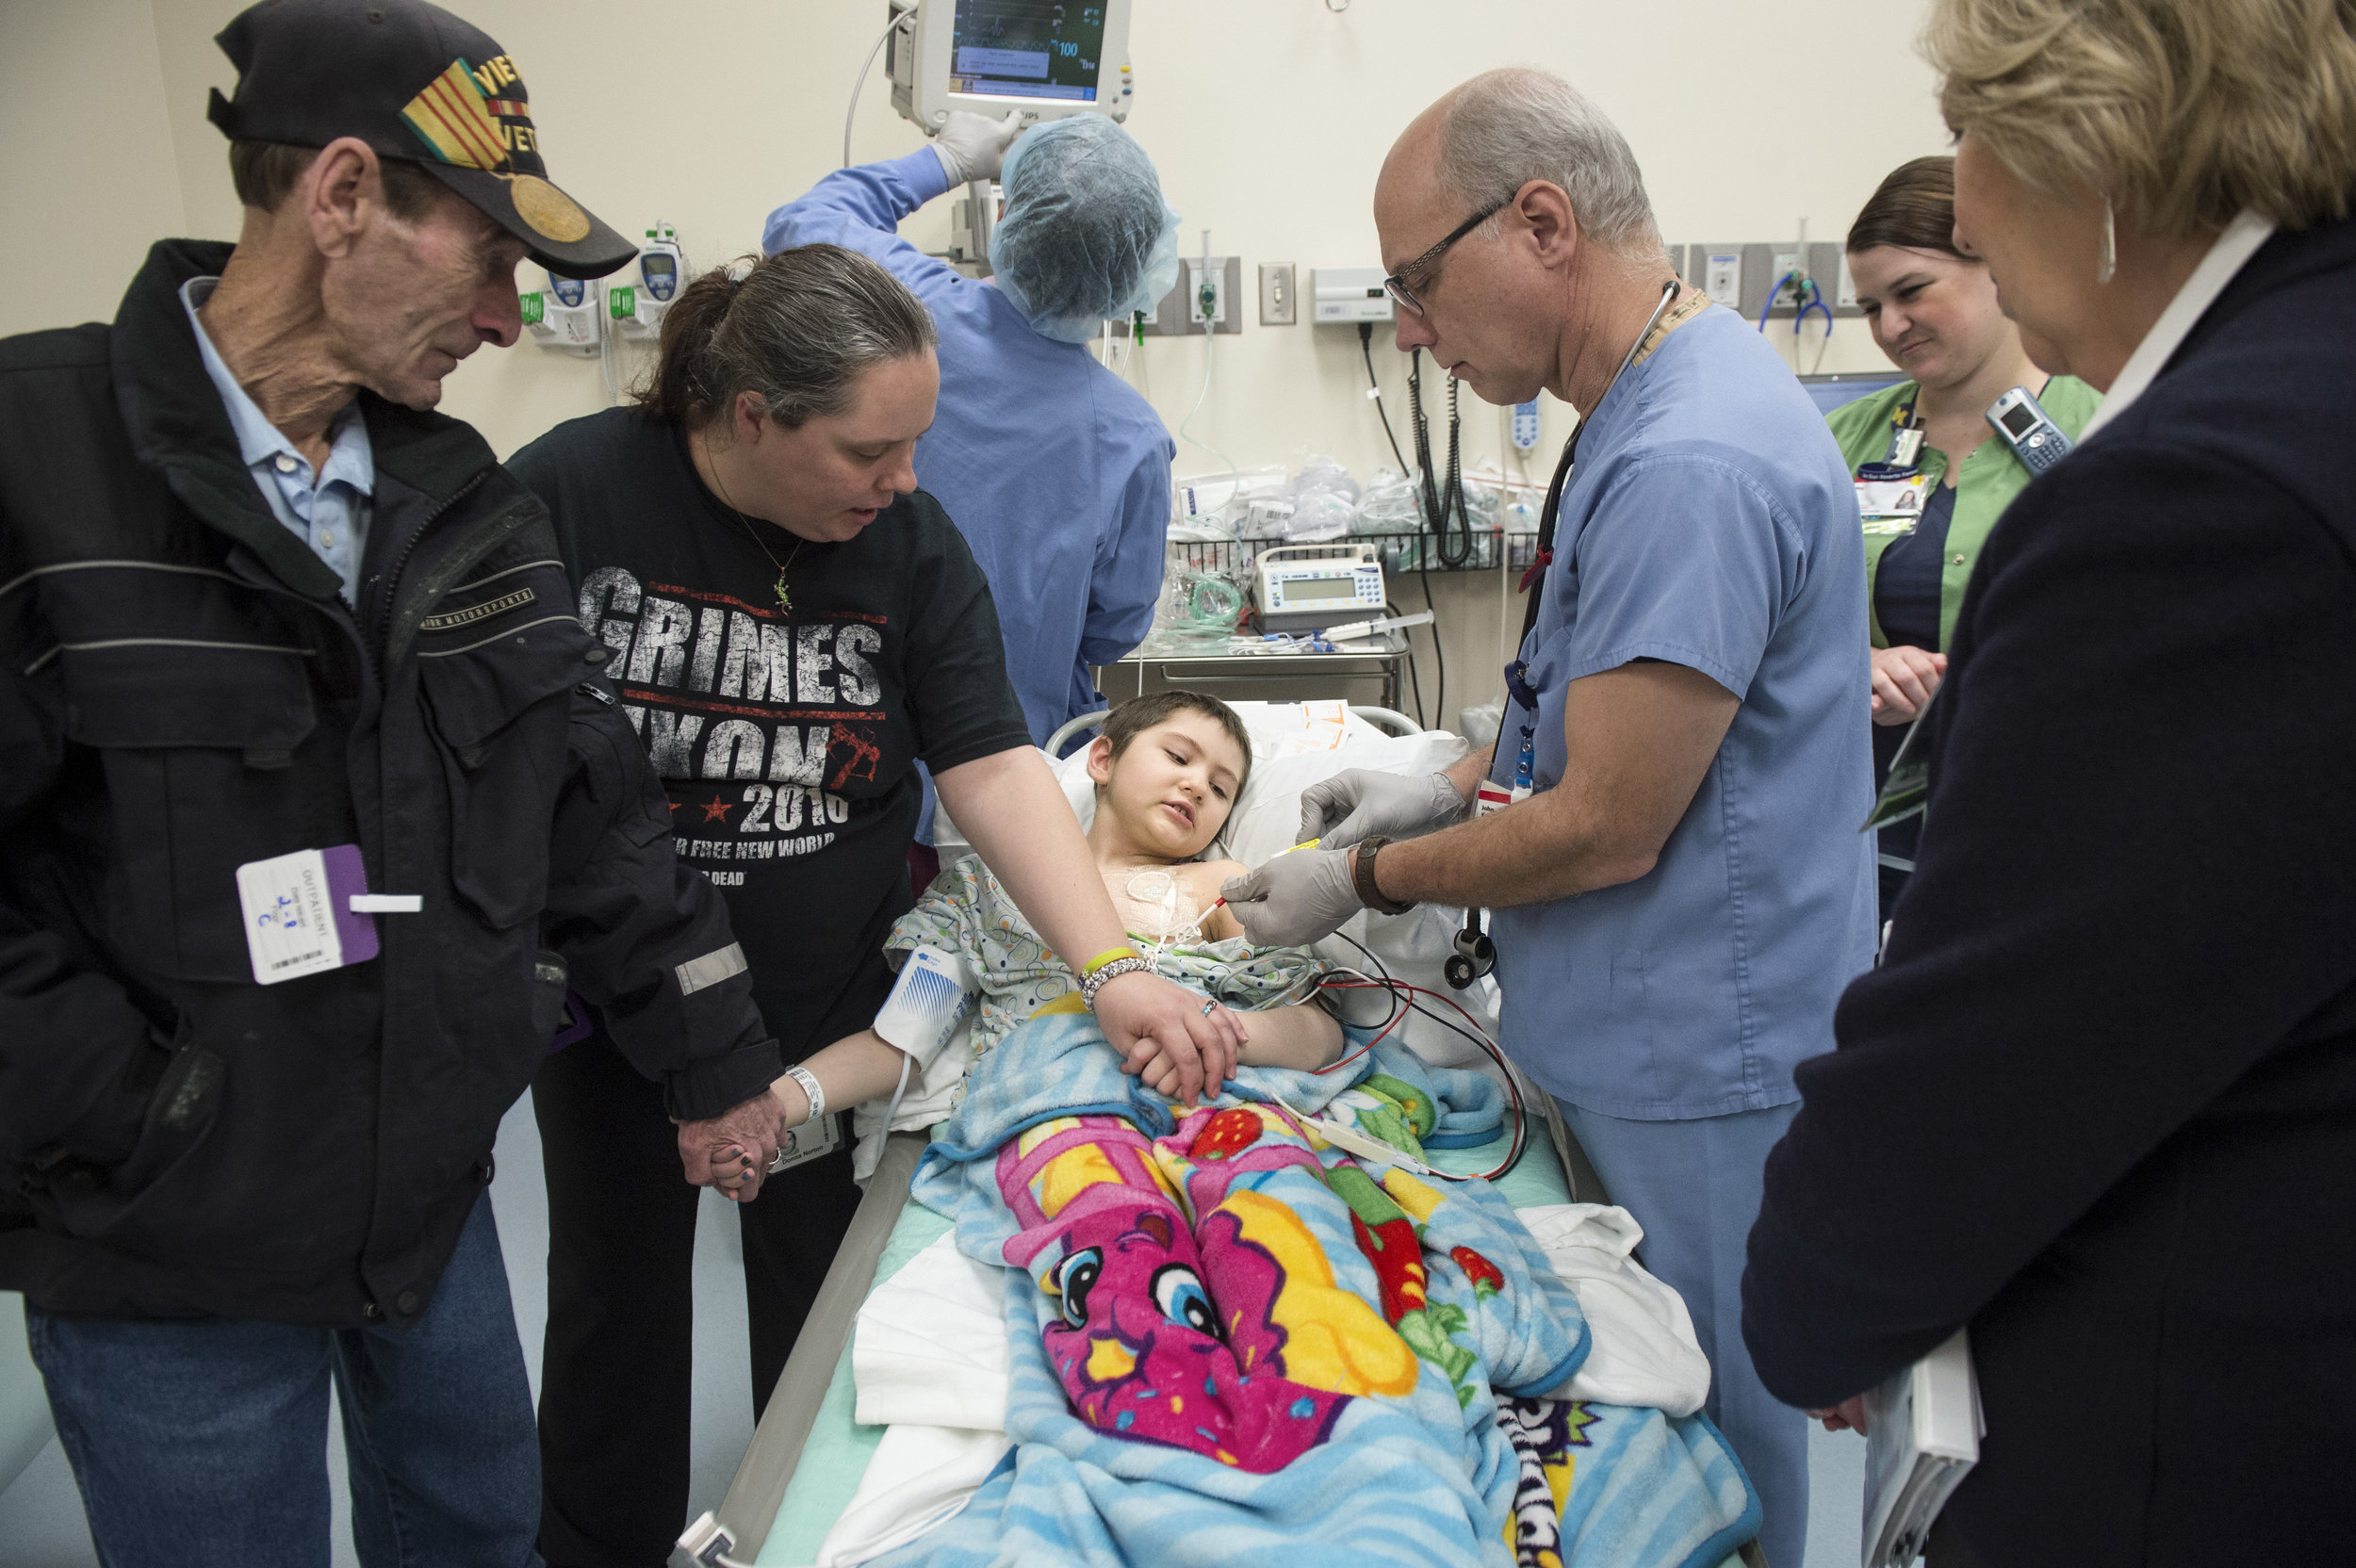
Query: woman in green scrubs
1828 155 2101 921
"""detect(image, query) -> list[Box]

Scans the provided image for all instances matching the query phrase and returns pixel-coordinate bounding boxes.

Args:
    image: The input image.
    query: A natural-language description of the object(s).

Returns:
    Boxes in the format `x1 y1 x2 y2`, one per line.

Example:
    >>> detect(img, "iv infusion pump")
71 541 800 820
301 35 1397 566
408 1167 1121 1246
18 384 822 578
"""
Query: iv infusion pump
1255 545 1388 636
888 0 1135 131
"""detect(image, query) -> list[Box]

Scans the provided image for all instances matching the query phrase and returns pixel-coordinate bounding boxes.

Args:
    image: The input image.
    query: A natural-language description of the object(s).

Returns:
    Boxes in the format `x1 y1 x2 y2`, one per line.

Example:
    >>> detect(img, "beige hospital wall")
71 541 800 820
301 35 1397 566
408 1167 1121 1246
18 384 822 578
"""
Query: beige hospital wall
11 0 1950 722
0 1 188 338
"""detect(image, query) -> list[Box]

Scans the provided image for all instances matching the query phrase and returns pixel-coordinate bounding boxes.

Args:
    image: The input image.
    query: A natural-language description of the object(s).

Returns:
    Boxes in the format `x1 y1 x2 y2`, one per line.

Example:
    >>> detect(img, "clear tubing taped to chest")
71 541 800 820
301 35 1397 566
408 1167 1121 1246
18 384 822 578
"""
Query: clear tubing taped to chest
872 945 977 1070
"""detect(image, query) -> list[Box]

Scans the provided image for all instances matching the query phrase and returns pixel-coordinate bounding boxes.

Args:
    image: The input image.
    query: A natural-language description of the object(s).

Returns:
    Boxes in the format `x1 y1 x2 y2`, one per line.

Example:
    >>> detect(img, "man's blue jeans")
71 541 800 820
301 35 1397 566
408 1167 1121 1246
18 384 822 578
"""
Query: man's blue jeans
26 1191 541 1568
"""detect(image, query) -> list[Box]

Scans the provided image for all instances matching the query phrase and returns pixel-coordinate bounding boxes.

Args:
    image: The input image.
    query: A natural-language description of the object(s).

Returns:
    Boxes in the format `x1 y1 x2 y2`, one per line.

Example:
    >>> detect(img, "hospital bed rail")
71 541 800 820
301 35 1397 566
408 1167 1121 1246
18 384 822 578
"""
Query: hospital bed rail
699 1130 928 1564
1044 703 1424 758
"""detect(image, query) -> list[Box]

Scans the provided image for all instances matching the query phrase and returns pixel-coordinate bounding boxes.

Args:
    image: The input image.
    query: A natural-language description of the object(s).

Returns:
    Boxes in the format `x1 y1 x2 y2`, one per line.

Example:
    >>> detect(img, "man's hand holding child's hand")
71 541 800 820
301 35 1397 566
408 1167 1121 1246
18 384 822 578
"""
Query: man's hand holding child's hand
1093 970 1244 1106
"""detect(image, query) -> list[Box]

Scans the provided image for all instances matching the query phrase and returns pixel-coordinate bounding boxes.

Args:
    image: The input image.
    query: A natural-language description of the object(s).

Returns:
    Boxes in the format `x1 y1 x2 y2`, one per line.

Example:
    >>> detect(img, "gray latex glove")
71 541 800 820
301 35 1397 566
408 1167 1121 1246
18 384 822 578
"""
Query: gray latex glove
1220 847 1363 948
931 108 1026 184
1298 768 1466 850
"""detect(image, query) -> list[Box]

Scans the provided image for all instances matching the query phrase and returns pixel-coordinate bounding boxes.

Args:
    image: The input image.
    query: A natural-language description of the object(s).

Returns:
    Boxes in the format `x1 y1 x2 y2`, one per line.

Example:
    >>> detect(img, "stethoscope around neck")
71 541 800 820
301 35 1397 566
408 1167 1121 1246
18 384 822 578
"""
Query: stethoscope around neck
1445 277 1682 992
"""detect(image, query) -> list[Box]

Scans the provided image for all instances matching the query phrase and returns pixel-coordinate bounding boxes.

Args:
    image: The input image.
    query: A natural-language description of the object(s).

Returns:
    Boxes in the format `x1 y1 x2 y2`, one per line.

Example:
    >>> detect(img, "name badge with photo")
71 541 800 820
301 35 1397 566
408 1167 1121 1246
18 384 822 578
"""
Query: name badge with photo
1856 472 1931 524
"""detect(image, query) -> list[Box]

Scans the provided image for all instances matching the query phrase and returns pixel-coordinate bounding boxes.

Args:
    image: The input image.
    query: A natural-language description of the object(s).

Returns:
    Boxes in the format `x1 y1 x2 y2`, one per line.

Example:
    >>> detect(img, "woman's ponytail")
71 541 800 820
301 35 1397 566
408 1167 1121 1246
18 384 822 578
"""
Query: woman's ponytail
638 265 740 426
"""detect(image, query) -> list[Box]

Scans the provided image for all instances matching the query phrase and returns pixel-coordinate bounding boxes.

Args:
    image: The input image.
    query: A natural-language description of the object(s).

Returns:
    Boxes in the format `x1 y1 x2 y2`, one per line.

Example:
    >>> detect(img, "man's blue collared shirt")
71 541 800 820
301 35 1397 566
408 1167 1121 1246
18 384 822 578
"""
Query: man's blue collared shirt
180 277 373 604
1487 305 1879 1121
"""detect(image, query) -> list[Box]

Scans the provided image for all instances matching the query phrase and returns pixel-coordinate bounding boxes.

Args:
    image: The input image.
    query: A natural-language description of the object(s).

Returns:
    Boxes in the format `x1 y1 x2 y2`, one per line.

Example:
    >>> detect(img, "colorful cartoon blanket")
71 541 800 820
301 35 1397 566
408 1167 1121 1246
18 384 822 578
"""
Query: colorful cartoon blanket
880 1012 1759 1568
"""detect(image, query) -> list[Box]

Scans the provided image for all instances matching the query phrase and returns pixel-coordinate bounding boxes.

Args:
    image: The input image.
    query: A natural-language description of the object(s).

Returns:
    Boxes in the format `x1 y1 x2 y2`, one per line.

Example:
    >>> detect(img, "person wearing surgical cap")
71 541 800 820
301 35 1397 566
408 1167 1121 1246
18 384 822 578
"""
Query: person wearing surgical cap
765 111 1181 877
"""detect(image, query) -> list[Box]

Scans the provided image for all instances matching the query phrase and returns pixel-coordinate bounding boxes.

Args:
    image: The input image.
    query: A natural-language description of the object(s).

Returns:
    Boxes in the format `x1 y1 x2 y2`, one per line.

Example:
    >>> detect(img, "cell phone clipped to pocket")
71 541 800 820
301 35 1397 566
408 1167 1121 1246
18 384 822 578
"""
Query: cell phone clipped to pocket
1986 385 2073 475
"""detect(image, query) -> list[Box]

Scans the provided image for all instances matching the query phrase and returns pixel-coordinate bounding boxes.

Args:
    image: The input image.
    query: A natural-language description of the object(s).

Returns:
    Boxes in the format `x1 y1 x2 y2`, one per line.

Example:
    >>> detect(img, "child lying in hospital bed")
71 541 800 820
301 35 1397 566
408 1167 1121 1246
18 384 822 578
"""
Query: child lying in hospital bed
728 691 1760 1566
765 690 1346 1138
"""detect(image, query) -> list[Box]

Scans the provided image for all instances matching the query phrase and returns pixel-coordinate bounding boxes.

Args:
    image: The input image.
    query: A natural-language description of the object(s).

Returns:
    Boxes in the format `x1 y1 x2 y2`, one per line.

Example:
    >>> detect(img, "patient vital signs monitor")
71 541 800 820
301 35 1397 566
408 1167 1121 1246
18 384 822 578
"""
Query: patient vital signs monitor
890 0 1136 129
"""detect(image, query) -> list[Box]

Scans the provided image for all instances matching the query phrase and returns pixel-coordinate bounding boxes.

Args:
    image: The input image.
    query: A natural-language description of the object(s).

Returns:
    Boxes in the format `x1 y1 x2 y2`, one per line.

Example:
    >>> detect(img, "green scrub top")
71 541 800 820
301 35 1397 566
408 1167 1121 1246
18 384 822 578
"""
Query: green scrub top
1827 375 2102 649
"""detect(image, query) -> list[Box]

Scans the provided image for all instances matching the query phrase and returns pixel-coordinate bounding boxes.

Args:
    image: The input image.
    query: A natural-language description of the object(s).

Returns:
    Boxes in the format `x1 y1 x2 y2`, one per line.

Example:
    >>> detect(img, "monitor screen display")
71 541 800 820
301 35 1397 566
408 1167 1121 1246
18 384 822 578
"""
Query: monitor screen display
951 1 1104 103
1280 576 1361 603
1997 401 2039 438
641 253 675 278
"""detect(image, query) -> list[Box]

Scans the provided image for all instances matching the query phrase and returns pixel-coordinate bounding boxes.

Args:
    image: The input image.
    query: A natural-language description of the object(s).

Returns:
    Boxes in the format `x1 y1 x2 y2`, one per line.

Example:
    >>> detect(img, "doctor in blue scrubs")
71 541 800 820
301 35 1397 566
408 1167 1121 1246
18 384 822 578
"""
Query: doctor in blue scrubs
1221 70 1877 1568
764 112 1181 863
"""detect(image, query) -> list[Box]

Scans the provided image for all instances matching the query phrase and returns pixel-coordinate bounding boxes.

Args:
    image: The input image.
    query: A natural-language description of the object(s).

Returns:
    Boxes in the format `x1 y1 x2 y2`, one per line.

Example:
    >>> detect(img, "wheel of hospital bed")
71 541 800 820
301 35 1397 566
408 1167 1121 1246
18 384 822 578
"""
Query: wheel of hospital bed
1044 704 1427 757
710 1130 928 1562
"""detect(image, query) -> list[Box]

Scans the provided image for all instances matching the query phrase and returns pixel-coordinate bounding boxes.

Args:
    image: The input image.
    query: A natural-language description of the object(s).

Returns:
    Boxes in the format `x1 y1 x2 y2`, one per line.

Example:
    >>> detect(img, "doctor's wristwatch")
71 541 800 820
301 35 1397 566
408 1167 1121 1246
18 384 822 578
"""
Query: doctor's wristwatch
1350 837 1417 917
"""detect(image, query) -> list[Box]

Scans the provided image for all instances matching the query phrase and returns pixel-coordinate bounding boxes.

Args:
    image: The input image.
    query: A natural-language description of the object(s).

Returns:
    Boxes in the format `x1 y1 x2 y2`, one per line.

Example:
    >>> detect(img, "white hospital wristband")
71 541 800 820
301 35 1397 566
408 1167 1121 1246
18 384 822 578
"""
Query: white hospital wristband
782 1064 826 1128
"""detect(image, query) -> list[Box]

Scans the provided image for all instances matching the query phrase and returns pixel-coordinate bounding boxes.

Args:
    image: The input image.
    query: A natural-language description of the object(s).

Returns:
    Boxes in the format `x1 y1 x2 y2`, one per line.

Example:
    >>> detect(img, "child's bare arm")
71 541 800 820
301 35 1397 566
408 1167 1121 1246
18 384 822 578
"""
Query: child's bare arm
768 1029 918 1128
1135 998 1343 1095
1235 1002 1345 1070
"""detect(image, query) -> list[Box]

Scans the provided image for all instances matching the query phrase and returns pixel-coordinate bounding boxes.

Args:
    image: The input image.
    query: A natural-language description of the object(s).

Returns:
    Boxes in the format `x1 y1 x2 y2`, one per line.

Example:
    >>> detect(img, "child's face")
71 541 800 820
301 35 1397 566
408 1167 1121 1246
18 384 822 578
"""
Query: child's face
1088 712 1247 858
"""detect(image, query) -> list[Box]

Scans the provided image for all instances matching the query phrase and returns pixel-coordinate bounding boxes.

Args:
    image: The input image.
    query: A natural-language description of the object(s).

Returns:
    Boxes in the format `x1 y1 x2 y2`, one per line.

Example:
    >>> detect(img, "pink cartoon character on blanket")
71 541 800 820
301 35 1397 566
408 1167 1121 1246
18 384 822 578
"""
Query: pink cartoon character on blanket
997 1103 1423 1473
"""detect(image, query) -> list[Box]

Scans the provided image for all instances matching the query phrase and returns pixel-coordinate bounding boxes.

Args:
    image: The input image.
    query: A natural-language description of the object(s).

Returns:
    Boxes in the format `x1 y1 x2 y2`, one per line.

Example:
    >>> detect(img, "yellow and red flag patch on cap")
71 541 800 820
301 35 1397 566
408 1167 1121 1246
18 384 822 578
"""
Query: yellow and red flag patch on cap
401 58 507 172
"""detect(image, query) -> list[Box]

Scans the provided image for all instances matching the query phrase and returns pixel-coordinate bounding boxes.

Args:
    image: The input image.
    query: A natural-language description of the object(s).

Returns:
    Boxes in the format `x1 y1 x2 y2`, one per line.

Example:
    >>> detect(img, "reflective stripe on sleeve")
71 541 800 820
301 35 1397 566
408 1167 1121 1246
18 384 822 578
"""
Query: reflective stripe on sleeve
675 941 749 996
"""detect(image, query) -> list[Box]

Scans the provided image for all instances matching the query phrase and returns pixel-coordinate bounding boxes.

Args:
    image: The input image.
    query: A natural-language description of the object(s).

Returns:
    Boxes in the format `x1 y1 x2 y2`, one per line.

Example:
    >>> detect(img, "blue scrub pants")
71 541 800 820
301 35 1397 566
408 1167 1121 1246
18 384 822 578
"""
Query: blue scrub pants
1554 1097 1808 1568
26 1192 541 1568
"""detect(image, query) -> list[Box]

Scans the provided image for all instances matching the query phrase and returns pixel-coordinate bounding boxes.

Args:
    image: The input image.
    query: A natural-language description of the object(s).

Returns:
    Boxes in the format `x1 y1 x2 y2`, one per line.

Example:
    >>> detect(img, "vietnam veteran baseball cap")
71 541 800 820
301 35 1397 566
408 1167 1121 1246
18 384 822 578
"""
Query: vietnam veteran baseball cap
205 0 635 280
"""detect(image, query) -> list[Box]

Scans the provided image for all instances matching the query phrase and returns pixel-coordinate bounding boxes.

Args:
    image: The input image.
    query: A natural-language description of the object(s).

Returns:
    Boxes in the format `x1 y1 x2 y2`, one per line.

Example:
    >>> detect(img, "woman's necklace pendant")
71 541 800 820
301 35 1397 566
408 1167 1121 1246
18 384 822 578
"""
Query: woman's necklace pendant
773 575 793 615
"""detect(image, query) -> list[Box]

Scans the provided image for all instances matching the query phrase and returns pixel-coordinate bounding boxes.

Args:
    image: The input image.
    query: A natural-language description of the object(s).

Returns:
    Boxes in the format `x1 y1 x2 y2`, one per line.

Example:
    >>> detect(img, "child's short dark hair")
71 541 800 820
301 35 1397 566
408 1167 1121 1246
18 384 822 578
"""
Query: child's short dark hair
1100 691 1254 793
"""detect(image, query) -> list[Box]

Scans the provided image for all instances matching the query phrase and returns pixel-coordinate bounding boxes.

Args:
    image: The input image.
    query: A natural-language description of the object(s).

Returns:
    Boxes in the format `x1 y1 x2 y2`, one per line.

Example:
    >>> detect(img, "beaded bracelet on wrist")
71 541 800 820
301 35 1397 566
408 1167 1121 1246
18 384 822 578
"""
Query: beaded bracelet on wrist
1080 955 1153 1011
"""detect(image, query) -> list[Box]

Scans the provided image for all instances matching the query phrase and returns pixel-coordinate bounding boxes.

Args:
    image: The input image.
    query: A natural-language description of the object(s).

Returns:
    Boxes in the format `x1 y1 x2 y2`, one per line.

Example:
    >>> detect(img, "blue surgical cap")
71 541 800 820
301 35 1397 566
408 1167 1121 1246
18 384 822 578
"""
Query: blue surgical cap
992 115 1182 344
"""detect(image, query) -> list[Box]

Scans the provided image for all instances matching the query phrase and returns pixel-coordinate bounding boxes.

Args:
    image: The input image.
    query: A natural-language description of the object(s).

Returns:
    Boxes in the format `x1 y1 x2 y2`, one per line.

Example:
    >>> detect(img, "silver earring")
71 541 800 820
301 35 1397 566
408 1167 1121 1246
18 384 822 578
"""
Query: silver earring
2098 197 2117 286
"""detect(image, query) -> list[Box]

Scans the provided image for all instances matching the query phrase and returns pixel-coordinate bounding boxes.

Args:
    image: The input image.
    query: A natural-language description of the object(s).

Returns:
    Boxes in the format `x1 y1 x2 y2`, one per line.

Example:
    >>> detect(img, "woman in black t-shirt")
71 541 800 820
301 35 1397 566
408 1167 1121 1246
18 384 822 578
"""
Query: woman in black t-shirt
512 245 1244 1566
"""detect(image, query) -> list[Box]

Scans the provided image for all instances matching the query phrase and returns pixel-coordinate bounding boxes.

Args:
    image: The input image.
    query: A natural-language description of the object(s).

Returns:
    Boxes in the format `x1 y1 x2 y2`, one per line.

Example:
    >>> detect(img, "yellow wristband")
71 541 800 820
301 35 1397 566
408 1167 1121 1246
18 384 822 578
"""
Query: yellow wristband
1081 944 1140 978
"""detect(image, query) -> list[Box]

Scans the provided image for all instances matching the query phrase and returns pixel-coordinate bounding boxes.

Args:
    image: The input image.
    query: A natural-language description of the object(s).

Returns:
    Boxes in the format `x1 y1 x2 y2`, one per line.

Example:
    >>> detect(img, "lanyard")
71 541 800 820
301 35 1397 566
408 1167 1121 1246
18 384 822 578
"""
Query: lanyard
1513 278 1684 654
1496 276 1686 800
1489 274 1696 800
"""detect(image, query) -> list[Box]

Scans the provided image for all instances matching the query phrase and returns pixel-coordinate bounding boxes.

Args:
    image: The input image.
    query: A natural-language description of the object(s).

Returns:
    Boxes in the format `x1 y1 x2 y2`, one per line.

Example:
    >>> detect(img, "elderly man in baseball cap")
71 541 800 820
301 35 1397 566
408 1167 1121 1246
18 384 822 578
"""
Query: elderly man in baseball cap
0 4 796 1562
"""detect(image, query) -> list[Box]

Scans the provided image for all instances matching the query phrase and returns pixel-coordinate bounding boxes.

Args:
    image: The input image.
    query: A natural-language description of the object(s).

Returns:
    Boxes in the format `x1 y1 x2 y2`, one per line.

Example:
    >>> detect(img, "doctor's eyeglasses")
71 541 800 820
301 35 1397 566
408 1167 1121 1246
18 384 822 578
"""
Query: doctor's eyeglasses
1383 200 1507 316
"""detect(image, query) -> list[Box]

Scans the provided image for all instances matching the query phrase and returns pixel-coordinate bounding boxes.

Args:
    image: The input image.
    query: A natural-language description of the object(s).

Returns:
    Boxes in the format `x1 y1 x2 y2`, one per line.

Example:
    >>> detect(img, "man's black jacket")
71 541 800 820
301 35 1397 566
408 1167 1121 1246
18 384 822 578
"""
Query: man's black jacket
0 239 781 1327
1742 213 2356 1565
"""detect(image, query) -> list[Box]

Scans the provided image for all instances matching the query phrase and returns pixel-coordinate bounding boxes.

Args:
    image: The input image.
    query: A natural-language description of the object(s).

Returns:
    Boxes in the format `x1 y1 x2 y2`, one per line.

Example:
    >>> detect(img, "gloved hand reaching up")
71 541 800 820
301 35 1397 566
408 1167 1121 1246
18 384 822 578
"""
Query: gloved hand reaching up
931 108 1027 184
1220 846 1365 949
1298 768 1467 849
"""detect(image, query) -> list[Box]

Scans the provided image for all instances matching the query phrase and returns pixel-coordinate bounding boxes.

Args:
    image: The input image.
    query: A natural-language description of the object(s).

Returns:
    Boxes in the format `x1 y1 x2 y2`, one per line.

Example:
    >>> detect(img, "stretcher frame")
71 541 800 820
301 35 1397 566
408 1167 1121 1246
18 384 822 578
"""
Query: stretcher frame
710 1129 928 1561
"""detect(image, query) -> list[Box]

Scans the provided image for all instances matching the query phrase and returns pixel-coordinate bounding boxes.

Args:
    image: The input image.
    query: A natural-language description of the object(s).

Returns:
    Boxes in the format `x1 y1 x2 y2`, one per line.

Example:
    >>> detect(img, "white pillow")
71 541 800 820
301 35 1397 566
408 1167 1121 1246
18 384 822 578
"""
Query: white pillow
940 707 1505 1079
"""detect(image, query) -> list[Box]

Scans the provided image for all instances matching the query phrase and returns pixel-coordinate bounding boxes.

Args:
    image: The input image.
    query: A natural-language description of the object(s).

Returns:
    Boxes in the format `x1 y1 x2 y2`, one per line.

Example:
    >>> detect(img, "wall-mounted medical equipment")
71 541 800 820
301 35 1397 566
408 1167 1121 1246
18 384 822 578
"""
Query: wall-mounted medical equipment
1410 353 1473 568
607 222 683 342
1136 247 1239 336
1255 543 1387 635
1509 400 1541 453
887 0 1134 130
948 181 1003 268
519 268 599 356
1313 266 1394 325
1985 384 2073 474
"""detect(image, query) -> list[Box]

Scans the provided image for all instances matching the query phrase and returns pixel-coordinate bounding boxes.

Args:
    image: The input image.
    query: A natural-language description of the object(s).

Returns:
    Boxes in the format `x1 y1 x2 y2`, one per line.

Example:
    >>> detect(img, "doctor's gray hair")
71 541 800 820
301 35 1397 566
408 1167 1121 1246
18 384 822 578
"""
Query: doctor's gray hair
1439 68 1661 257
639 244 938 432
